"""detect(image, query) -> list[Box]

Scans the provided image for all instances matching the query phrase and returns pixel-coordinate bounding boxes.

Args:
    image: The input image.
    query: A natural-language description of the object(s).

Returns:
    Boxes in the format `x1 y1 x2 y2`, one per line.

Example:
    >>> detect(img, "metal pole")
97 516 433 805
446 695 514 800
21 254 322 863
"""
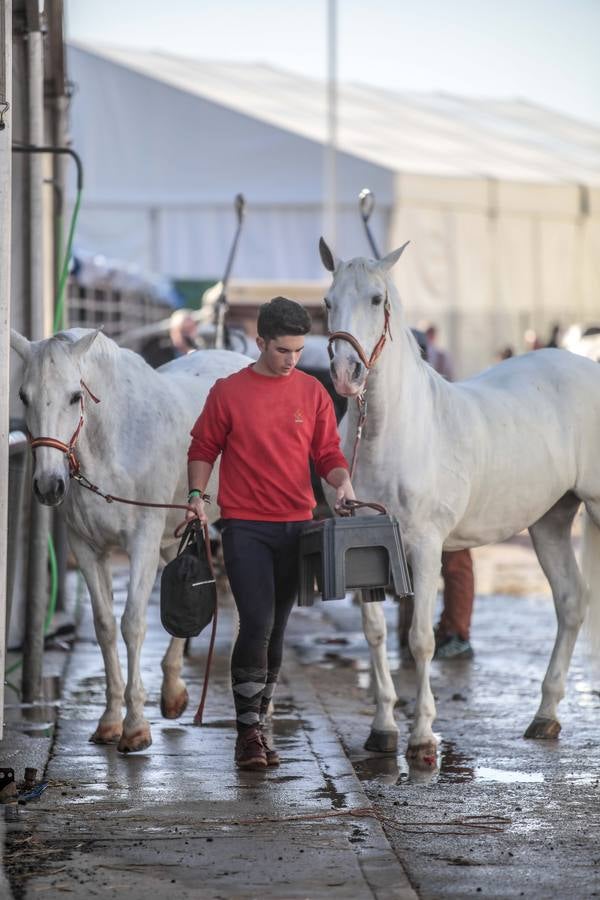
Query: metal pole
22 10 51 703
214 193 245 350
52 18 70 608
359 188 381 259
27 29 45 339
7 433 28 641
324 0 337 247
0 0 13 739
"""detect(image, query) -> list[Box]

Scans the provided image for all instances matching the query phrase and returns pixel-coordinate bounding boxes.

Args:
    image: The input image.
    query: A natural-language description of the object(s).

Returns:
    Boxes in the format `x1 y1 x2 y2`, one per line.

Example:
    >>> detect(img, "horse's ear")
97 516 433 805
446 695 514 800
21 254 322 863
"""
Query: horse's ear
379 241 410 272
319 237 340 273
71 329 101 361
10 330 32 363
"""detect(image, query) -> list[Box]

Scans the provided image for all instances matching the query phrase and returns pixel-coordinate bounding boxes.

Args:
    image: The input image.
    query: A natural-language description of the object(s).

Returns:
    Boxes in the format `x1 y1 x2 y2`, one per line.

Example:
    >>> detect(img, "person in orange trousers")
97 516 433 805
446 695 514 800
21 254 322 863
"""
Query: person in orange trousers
420 323 476 660
435 549 475 659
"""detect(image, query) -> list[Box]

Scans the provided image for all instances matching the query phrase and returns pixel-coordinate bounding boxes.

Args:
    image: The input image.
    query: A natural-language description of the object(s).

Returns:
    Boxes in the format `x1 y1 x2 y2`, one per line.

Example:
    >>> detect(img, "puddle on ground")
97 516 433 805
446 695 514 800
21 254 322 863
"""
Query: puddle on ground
313 774 348 809
438 742 474 783
199 718 234 729
574 680 600 709
10 723 55 738
354 755 407 785
268 775 304 784
564 772 599 785
355 741 546 787
474 767 544 783
2 678 61 737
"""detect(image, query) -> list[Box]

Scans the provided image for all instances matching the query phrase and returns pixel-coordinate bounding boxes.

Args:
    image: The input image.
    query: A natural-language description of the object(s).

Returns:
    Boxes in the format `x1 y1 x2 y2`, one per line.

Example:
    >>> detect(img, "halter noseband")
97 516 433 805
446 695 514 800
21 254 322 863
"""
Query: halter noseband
28 380 101 477
326 299 392 480
326 299 392 371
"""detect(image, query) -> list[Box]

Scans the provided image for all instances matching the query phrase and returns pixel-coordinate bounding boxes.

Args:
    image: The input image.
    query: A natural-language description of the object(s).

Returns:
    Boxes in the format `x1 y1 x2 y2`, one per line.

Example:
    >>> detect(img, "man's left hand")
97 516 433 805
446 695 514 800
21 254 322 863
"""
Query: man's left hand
334 478 356 513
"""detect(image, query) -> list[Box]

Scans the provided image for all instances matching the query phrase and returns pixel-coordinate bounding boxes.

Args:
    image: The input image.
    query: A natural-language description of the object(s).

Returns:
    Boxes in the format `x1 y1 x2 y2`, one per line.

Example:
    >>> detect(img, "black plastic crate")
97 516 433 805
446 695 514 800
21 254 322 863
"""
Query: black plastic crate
298 514 412 605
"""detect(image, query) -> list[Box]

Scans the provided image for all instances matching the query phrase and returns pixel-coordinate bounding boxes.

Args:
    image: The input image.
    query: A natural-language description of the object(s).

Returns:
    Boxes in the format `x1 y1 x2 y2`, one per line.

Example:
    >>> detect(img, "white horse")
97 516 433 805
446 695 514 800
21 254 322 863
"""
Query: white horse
319 238 600 767
10 328 250 753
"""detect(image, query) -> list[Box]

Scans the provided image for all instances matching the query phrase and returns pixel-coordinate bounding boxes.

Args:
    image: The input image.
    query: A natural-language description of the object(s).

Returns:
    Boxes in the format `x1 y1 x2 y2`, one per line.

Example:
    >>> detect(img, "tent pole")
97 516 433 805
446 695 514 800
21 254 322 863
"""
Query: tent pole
324 0 337 248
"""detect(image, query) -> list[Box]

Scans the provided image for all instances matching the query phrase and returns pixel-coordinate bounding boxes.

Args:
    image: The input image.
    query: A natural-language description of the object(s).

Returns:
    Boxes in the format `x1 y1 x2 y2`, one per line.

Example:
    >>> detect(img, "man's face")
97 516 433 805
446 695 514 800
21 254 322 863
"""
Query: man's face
256 333 305 376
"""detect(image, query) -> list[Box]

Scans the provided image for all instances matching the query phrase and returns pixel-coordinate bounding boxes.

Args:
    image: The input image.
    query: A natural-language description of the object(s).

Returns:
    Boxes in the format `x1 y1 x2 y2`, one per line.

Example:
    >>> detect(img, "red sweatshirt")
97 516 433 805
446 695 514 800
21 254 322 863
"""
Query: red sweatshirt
188 365 348 521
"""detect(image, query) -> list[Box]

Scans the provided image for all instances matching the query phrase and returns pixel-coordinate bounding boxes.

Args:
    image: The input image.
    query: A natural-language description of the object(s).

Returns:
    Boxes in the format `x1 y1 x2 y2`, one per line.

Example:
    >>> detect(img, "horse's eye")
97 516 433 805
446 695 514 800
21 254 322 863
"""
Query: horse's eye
324 297 331 310
18 388 29 407
70 391 83 405
371 294 383 306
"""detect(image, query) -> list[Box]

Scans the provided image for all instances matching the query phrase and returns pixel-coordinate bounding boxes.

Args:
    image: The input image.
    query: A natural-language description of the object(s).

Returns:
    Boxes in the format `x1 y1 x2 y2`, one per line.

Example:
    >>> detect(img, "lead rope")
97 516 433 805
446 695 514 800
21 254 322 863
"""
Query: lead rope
192 522 218 726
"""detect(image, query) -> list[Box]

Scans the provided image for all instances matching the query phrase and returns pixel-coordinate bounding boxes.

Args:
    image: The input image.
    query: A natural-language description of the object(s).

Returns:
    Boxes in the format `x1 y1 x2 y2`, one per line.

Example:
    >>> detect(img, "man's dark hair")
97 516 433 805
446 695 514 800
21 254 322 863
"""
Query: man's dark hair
257 296 312 341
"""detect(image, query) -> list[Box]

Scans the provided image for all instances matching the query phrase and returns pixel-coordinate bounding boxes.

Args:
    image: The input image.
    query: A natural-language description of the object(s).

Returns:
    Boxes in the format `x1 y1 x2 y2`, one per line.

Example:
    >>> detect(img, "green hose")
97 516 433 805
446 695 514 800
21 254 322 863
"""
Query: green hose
45 533 58 634
53 189 82 332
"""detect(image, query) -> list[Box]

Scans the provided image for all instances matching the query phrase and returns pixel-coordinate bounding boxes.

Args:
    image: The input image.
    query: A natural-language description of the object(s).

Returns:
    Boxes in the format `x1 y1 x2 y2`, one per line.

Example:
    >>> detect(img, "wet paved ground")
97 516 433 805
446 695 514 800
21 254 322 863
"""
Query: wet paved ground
294 593 600 899
2 537 600 898
1 570 413 899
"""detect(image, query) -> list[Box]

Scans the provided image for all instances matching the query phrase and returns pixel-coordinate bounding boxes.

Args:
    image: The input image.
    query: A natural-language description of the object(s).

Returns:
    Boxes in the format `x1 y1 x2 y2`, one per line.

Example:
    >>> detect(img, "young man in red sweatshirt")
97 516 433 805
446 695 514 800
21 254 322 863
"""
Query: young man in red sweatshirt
186 297 354 770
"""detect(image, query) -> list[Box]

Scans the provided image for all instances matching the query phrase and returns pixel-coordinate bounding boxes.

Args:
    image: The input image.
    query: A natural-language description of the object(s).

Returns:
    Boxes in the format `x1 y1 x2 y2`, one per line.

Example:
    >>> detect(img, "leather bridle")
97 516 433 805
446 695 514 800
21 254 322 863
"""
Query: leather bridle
327 298 393 480
327 299 392 372
28 379 101 477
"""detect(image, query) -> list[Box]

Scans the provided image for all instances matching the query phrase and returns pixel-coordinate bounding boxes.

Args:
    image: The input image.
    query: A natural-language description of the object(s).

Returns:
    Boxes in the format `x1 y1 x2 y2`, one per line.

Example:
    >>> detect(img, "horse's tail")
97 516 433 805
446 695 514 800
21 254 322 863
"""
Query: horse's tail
582 508 600 657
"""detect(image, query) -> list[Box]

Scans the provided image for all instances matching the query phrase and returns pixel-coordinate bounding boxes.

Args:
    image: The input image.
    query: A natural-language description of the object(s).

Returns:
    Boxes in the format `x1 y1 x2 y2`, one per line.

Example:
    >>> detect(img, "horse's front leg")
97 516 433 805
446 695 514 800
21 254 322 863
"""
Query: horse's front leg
360 596 399 754
68 531 125 744
406 538 442 768
118 521 163 754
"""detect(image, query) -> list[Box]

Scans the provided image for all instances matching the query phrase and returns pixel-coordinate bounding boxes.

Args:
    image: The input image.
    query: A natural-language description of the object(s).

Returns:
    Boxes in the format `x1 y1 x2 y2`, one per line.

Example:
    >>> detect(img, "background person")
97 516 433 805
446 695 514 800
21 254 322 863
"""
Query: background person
186 297 355 770
420 321 475 660
169 309 200 356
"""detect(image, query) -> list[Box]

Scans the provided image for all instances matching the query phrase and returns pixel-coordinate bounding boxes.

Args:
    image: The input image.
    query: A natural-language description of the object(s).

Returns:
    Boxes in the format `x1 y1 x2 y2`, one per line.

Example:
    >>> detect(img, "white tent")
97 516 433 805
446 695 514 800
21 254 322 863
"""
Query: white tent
67 42 600 374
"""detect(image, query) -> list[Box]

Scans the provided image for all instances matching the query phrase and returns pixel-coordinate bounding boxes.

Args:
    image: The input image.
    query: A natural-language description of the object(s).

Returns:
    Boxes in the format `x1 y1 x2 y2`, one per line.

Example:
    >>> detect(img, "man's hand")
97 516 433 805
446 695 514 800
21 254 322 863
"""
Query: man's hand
326 466 356 513
334 478 356 513
186 496 208 525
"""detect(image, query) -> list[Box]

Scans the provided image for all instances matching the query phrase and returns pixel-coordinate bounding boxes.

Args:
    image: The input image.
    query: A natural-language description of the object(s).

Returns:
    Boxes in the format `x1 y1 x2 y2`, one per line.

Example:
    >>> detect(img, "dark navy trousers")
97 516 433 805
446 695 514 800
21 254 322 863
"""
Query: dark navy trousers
221 519 310 731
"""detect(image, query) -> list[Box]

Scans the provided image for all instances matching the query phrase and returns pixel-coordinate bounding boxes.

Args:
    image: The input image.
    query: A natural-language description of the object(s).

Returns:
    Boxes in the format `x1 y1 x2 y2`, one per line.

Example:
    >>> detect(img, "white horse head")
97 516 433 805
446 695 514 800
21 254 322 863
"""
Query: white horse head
10 329 100 506
319 237 409 396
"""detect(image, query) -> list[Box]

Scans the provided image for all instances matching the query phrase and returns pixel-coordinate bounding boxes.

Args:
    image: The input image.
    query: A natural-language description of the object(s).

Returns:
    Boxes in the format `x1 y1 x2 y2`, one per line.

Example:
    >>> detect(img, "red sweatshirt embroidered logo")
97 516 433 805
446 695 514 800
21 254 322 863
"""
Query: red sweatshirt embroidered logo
294 409 304 424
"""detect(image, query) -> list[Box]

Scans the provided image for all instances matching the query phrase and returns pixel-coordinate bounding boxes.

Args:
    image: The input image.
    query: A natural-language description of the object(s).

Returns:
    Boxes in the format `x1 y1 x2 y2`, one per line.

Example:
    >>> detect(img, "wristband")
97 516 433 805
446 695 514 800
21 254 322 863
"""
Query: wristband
188 489 210 503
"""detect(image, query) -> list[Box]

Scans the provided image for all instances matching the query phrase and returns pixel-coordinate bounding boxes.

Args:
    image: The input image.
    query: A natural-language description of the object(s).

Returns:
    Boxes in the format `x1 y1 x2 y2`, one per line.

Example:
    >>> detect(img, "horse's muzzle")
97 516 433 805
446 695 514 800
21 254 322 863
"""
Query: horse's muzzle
34 475 68 507
330 358 366 397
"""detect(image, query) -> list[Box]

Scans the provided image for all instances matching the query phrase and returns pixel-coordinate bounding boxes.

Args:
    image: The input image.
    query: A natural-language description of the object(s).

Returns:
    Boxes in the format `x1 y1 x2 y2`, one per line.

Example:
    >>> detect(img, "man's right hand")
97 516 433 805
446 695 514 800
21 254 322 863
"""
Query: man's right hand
186 497 208 524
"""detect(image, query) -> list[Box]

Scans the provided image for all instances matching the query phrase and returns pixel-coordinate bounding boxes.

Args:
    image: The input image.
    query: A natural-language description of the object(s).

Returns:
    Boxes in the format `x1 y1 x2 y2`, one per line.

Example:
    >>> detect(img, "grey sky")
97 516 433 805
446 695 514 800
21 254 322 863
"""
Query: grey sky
65 0 600 127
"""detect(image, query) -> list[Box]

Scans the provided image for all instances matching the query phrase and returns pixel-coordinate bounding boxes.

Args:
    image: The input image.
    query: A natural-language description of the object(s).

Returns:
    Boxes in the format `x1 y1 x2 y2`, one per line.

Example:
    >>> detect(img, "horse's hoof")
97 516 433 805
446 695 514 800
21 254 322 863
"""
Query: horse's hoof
524 717 561 740
117 727 153 754
160 688 189 719
406 741 438 769
364 729 398 754
89 723 122 744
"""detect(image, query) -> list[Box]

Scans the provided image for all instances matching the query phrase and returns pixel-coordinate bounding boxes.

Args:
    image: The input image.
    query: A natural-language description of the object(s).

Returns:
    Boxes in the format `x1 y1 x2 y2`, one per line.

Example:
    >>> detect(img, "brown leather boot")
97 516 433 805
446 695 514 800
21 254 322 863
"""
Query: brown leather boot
235 726 267 770
260 730 280 766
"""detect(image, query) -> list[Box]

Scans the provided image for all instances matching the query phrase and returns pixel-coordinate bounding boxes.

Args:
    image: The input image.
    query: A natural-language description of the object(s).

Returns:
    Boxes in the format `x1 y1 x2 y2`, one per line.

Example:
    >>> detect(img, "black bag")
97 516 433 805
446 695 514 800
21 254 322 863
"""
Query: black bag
160 522 217 638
